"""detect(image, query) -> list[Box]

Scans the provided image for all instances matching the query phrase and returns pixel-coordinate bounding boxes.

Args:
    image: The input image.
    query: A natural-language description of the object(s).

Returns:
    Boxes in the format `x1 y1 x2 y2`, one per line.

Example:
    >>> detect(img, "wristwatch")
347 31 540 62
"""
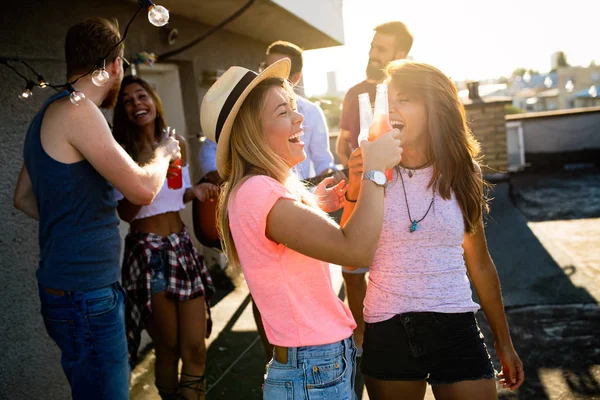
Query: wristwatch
362 170 387 187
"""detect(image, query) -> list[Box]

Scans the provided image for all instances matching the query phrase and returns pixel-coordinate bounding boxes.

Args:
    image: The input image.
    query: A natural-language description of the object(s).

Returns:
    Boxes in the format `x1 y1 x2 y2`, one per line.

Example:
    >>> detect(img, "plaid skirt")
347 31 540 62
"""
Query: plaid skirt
122 226 215 367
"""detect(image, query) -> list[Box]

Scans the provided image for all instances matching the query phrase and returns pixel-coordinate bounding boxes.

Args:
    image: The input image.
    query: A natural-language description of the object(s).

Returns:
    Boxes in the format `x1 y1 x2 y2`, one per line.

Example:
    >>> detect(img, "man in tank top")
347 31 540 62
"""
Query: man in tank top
13 18 180 400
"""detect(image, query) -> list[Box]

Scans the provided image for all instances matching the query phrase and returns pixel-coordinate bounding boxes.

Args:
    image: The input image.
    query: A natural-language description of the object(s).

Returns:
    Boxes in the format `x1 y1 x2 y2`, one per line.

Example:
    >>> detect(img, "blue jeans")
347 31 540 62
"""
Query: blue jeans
38 282 129 400
149 250 168 295
263 336 357 400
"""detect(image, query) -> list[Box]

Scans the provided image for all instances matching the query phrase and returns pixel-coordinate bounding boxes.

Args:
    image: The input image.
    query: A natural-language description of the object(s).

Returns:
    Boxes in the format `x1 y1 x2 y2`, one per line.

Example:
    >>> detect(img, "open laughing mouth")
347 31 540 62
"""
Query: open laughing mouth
390 120 405 130
134 109 148 120
288 131 304 143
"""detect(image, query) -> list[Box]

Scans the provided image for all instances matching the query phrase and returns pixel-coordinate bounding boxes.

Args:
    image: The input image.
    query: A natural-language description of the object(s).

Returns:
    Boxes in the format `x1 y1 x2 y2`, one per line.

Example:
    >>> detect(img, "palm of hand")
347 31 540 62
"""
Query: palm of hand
315 178 346 213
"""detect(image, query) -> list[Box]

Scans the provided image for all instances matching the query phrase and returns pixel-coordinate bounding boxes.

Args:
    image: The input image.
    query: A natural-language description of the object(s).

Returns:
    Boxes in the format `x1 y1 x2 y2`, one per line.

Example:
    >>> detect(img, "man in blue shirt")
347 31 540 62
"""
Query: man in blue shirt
198 42 344 183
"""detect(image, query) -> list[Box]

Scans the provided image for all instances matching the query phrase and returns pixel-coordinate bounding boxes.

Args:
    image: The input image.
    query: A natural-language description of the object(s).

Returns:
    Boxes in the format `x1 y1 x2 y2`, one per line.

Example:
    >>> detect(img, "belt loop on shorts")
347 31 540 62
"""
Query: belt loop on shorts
274 345 297 367
289 346 298 367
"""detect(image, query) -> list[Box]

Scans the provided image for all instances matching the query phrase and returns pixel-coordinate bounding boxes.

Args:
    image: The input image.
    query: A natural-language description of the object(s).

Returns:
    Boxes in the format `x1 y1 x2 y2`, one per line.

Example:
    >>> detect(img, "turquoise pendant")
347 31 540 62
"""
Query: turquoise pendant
410 220 418 233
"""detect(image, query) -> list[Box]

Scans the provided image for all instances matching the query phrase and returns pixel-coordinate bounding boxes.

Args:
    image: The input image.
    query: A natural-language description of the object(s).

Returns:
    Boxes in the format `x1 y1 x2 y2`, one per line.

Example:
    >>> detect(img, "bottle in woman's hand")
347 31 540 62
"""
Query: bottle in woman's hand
160 127 182 189
361 128 403 173
367 83 395 182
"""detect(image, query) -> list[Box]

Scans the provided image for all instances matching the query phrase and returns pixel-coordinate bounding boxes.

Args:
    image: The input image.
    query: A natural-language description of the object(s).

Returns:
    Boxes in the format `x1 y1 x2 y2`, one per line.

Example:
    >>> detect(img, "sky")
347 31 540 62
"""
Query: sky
302 0 599 96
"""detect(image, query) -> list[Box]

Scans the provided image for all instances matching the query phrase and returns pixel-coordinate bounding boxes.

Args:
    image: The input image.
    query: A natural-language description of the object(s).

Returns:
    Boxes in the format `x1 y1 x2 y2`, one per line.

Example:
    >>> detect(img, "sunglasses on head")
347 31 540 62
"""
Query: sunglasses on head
122 57 131 74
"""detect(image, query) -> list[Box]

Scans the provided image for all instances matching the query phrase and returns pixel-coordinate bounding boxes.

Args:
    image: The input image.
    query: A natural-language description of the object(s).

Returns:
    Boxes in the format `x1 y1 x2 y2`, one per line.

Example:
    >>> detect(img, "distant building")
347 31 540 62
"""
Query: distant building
551 51 562 70
573 85 600 108
556 65 600 108
510 65 600 112
326 70 343 97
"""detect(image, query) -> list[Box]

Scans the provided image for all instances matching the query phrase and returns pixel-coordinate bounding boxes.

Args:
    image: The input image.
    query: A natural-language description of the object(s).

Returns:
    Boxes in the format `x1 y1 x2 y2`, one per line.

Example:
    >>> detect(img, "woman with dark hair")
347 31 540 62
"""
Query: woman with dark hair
113 75 216 400
341 61 524 400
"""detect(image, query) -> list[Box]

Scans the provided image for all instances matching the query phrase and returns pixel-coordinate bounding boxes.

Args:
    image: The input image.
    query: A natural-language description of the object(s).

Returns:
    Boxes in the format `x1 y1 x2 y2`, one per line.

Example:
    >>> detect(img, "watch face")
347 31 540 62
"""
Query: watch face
365 171 386 186
372 171 387 186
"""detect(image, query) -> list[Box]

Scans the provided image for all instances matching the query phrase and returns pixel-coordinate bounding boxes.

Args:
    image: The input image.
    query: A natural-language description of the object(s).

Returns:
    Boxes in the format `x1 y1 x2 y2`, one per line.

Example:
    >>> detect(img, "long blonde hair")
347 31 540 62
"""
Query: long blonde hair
385 60 489 233
217 77 318 267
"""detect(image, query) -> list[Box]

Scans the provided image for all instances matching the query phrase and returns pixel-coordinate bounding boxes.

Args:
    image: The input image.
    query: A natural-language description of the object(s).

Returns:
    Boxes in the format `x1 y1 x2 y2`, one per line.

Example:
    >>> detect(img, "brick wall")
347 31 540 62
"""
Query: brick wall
464 99 511 173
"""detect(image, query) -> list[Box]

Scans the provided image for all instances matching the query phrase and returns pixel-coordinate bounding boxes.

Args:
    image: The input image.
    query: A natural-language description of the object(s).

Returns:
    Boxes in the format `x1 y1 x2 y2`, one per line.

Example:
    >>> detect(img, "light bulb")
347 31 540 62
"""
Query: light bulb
148 4 169 27
70 90 86 106
544 76 553 88
38 76 49 88
589 86 598 98
92 68 110 86
19 82 34 100
19 89 32 100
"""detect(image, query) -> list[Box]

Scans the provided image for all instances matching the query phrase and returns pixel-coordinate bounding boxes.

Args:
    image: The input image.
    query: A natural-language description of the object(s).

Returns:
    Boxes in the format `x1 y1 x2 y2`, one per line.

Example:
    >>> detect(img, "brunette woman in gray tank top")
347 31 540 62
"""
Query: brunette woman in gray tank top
341 61 524 400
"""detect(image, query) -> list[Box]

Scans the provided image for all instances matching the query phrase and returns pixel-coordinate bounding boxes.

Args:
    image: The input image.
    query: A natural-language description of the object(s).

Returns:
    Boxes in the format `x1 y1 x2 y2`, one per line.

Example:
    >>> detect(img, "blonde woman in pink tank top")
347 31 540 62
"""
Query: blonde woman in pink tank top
199 59 403 399
341 61 524 400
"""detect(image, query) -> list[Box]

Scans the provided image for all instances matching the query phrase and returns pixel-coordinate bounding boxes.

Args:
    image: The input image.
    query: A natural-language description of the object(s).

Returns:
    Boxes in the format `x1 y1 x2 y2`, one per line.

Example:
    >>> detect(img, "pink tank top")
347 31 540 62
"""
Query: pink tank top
363 166 480 323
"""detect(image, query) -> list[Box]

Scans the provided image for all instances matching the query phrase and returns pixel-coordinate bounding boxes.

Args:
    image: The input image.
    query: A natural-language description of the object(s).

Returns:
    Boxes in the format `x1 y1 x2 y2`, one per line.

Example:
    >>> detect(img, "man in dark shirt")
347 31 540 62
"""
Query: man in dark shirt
336 21 413 165
336 21 413 355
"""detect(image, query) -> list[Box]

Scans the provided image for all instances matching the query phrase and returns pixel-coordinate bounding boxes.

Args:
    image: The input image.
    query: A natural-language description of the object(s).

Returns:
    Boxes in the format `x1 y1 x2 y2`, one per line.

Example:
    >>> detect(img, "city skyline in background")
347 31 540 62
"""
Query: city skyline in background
302 0 599 97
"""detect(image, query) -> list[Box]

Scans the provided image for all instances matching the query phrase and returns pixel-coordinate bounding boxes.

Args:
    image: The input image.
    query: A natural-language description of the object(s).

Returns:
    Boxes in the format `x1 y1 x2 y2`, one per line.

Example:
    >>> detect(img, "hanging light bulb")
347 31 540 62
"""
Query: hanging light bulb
92 58 110 87
565 79 574 92
544 76 553 88
148 3 170 27
589 86 598 98
67 84 86 106
19 81 34 100
37 75 49 89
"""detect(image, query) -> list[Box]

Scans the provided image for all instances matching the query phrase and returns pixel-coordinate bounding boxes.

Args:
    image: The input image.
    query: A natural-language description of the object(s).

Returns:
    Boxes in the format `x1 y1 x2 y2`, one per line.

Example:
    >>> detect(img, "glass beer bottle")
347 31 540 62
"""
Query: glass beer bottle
357 92 373 145
369 83 394 182
162 127 182 190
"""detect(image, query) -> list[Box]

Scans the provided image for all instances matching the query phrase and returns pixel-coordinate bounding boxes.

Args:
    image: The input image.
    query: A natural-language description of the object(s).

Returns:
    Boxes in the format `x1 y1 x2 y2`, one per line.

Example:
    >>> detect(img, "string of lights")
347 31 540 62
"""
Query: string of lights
157 0 256 61
0 0 170 105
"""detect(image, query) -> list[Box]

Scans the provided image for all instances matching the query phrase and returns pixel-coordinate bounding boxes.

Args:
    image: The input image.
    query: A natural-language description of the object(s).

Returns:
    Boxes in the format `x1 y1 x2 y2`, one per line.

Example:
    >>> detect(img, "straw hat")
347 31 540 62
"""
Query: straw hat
200 58 291 177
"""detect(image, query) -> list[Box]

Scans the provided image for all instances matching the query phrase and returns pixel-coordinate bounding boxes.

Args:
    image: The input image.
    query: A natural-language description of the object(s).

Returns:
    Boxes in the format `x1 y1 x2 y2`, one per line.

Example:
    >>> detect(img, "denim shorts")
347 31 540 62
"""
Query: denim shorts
361 312 496 386
38 282 129 399
149 250 168 295
263 336 358 400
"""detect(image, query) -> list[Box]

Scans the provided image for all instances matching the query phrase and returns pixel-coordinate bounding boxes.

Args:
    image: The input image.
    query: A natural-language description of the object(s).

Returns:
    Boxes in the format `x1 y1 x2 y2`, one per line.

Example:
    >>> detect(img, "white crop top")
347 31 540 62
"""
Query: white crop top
114 165 192 221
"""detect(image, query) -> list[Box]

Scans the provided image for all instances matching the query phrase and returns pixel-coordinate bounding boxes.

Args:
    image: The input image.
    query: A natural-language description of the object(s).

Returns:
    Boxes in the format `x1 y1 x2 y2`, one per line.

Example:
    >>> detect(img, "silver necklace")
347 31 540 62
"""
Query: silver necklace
399 171 435 233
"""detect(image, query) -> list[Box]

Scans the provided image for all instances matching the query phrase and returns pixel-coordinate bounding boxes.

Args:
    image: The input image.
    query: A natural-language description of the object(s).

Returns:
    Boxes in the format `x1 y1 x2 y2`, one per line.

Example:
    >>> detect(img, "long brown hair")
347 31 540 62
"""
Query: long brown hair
218 77 319 267
385 60 489 233
112 75 167 161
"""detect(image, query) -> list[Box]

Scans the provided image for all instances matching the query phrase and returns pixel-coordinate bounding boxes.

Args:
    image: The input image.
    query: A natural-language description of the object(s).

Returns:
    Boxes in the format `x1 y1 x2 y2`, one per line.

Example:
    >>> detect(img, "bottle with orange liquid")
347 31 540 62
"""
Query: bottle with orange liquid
368 83 394 182
162 126 183 189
